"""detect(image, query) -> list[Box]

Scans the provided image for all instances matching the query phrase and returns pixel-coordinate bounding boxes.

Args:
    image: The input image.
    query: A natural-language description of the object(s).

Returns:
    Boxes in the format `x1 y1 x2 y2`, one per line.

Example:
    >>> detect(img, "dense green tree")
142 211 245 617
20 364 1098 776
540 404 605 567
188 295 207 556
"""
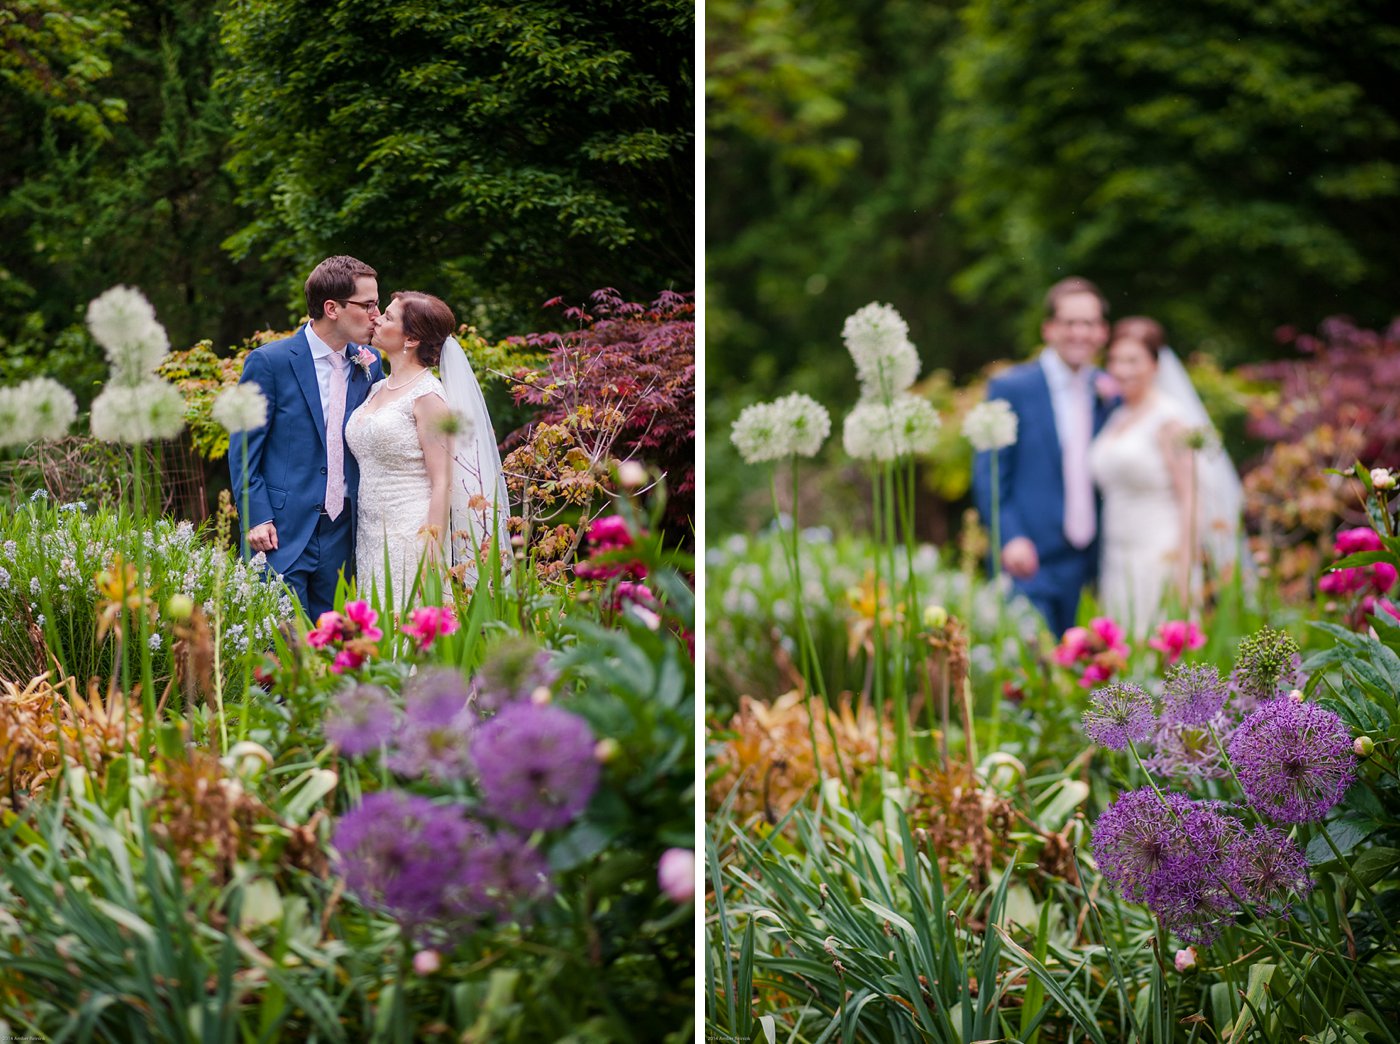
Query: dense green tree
943 0 1400 359
0 0 282 400
217 0 694 331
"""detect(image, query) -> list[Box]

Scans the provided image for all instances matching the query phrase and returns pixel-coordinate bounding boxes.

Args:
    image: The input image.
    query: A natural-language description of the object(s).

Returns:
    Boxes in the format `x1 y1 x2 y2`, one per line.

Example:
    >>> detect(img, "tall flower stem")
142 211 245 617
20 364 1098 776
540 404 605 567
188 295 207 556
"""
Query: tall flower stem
131 446 157 751
883 462 909 777
869 468 888 778
772 469 849 793
988 454 1006 753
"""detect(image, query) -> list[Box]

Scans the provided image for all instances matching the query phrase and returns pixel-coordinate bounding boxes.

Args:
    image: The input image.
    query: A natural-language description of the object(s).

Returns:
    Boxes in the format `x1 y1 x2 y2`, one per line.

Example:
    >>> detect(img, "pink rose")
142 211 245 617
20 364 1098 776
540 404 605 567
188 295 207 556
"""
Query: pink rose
1148 620 1206 665
1335 528 1383 556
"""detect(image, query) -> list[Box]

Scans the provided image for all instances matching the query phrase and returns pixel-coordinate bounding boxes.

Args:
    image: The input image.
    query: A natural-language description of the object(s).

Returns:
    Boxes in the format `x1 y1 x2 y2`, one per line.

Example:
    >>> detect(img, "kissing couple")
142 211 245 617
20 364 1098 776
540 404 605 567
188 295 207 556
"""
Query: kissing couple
230 254 510 619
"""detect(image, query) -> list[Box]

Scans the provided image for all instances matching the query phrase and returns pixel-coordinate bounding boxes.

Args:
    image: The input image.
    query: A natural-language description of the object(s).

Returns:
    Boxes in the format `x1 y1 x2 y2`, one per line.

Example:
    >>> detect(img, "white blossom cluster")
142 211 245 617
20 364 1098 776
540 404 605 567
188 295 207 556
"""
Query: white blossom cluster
84 285 187 445
962 398 1018 452
0 377 79 449
842 302 921 402
730 392 831 464
842 395 941 461
212 383 268 434
86 286 170 386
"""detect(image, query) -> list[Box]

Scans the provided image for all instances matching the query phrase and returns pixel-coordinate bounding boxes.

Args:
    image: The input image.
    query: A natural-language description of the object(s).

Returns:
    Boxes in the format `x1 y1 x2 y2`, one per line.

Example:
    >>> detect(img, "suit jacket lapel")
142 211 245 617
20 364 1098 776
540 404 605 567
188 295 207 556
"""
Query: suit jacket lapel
1031 360 1063 460
289 328 327 452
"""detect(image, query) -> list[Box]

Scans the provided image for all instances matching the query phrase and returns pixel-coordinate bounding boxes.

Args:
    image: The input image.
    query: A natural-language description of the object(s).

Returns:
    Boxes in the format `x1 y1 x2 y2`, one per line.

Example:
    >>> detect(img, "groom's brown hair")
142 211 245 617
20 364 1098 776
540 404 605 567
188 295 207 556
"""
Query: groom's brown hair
305 255 377 320
1044 277 1108 319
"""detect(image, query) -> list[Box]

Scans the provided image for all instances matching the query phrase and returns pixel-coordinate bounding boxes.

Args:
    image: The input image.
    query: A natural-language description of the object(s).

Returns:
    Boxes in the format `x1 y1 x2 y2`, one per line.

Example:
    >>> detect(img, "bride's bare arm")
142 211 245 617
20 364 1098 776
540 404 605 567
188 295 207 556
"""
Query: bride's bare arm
1159 419 1196 600
414 393 454 560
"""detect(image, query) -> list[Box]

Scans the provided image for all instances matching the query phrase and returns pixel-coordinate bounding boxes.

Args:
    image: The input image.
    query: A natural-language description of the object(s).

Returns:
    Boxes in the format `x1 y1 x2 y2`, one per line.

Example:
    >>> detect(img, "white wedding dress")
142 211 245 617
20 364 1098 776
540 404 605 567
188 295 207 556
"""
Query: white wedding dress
345 372 446 606
1088 394 1192 637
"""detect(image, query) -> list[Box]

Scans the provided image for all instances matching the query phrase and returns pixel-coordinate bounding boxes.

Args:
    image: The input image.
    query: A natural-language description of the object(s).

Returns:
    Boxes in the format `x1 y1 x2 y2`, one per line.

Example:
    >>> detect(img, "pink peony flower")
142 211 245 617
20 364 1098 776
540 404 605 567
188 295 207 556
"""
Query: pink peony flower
306 611 346 648
342 600 383 641
1371 562 1397 594
613 581 656 609
332 647 366 674
1319 567 1369 597
1079 661 1115 688
401 605 460 651
1090 617 1130 656
588 515 634 551
1148 620 1206 665
1334 528 1383 556
657 848 695 903
1054 626 1092 666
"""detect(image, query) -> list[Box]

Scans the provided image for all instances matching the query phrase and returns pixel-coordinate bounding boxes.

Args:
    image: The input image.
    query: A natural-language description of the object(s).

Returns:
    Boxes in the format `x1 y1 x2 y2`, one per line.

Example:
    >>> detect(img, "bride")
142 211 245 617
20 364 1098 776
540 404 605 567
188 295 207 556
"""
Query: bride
345 291 509 607
1088 317 1243 637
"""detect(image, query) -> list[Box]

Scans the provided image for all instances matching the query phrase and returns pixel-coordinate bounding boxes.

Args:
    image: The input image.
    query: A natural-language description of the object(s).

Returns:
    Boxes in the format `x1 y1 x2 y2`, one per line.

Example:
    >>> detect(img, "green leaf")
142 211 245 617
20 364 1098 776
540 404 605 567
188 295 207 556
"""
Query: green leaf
1349 846 1400 887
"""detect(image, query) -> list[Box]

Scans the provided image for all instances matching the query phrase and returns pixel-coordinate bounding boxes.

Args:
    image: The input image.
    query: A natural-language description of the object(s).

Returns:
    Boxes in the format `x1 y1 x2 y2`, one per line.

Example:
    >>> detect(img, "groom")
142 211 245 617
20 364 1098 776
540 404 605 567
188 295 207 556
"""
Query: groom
972 276 1115 636
231 255 384 619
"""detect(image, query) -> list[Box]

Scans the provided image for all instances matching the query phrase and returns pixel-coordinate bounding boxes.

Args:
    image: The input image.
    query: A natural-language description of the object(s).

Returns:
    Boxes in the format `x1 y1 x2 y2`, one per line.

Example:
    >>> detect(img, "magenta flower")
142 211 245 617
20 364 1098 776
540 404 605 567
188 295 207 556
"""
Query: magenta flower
1229 698 1356 823
1090 617 1130 655
307 611 346 648
1335 527 1383 555
588 515 634 551
1372 562 1398 593
343 600 383 641
332 647 367 674
1054 626 1092 666
401 605 460 651
1148 620 1206 665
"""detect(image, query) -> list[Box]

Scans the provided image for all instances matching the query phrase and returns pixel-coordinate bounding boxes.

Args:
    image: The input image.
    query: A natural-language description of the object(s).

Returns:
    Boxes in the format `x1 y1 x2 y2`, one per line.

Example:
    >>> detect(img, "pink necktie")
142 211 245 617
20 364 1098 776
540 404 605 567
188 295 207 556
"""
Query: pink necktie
325 351 347 520
1063 374 1095 548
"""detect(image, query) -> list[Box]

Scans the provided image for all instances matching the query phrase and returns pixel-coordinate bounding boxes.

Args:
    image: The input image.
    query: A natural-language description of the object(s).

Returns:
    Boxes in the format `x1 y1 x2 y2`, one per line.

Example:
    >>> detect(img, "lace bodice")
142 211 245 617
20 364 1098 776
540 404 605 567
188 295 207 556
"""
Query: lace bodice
345 372 445 605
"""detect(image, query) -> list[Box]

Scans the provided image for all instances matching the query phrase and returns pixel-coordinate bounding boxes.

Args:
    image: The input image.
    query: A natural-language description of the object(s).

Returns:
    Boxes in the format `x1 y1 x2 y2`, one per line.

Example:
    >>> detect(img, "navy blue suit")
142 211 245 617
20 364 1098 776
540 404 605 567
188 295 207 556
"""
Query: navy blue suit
230 325 383 619
972 358 1114 636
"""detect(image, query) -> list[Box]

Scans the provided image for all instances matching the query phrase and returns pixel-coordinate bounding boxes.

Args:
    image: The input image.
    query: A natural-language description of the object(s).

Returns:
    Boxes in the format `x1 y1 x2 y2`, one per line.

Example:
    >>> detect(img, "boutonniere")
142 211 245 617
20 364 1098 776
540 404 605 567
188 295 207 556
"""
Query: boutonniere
351 346 377 379
1094 372 1122 401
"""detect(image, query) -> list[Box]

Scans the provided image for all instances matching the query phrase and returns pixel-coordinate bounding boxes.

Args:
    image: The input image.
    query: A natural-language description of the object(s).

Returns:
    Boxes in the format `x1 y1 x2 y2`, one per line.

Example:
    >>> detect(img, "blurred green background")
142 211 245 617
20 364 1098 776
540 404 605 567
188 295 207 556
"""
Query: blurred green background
706 0 1400 534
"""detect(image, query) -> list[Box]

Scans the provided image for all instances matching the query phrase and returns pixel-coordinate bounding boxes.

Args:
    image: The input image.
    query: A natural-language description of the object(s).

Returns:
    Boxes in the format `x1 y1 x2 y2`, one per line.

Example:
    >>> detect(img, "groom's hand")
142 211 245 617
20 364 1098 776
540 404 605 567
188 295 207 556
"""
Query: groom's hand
248 521 278 553
1002 537 1039 580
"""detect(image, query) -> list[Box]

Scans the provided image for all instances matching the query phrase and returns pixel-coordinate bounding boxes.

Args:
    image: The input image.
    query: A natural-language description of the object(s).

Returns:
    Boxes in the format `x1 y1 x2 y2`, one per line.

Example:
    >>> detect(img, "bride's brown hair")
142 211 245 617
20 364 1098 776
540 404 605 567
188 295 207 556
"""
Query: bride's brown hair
392 291 455 368
1110 316 1166 359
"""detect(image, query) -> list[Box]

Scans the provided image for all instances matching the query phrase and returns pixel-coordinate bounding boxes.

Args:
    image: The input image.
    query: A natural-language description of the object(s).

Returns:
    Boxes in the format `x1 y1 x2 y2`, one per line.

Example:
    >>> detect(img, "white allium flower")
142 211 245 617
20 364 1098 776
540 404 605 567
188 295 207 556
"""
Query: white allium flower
770 392 831 457
211 383 268 433
90 379 187 444
962 398 1018 452
842 303 920 401
0 387 34 449
86 285 170 385
18 377 79 441
843 395 941 461
731 392 832 463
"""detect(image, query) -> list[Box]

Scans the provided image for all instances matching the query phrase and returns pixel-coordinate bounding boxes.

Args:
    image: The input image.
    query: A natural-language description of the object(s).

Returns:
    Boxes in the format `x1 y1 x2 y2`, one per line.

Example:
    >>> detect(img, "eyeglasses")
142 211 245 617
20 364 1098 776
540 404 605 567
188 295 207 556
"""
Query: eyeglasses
338 298 381 315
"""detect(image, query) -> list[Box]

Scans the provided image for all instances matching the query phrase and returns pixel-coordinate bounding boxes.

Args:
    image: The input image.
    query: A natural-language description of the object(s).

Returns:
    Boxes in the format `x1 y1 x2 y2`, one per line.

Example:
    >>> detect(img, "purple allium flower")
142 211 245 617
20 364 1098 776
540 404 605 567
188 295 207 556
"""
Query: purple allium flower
1160 663 1229 726
1229 628 1304 710
1229 698 1356 823
332 790 486 933
456 829 553 919
387 667 476 781
1082 682 1156 750
1145 713 1233 783
1226 825 1313 919
324 683 395 755
1141 800 1239 946
470 702 599 831
1092 788 1196 901
474 635 559 713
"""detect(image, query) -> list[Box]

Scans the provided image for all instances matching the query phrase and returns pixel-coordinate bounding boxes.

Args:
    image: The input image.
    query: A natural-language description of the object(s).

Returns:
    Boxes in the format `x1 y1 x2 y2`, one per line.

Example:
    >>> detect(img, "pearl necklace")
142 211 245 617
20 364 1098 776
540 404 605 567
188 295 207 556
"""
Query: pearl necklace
384 367 428 391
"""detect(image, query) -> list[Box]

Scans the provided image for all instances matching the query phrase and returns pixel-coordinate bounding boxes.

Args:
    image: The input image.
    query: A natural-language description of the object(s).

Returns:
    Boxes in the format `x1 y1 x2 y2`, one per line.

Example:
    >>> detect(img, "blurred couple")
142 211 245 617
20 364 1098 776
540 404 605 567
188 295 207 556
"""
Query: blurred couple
972 277 1243 639
230 255 510 619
